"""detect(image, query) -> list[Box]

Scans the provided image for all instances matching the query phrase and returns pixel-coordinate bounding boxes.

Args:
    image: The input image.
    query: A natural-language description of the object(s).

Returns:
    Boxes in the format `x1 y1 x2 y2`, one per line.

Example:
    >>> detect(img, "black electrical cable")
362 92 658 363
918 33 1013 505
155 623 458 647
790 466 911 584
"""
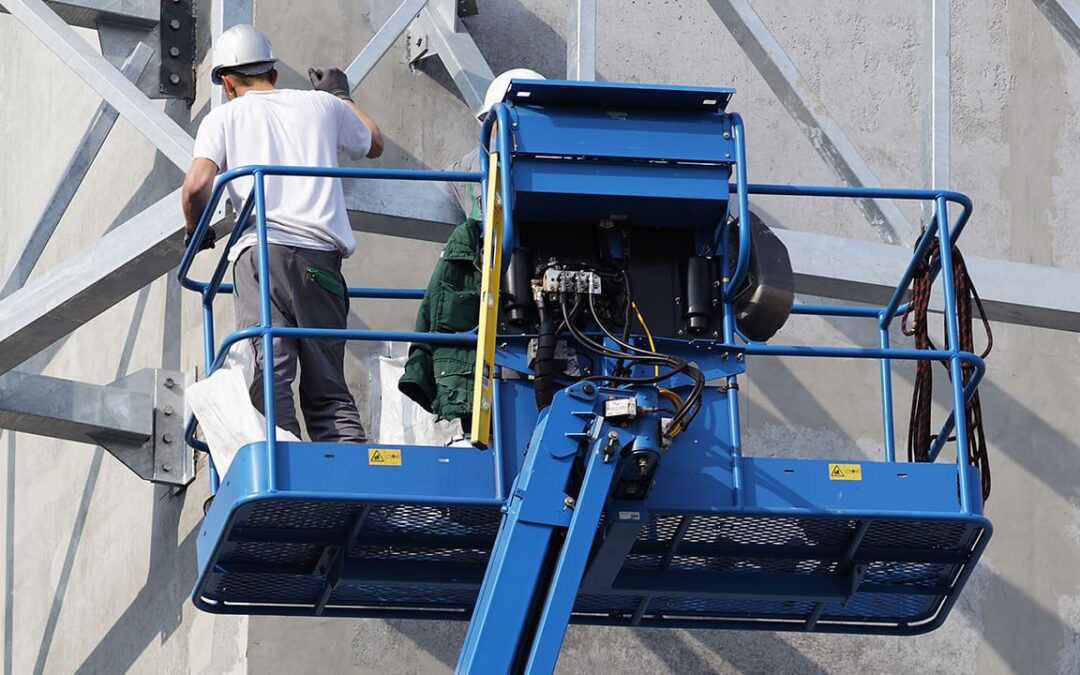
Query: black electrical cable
559 294 661 364
549 274 709 436
561 311 685 385
582 290 706 433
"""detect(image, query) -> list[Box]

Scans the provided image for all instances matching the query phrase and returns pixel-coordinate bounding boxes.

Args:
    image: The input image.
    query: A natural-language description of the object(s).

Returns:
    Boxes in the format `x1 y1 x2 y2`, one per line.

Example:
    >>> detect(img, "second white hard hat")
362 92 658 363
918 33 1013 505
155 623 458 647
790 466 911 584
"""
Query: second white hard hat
211 24 277 85
476 68 545 120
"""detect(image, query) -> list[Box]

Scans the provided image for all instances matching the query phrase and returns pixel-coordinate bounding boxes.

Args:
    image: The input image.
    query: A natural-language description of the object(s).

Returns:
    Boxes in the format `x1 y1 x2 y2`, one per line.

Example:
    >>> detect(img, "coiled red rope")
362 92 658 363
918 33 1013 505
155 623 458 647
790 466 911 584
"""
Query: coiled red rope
901 229 993 501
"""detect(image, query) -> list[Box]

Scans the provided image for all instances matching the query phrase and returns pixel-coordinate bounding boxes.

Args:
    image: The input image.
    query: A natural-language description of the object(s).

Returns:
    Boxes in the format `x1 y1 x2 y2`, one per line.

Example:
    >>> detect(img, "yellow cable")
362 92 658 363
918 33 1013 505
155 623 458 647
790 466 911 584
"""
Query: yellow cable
631 301 659 377
632 301 685 436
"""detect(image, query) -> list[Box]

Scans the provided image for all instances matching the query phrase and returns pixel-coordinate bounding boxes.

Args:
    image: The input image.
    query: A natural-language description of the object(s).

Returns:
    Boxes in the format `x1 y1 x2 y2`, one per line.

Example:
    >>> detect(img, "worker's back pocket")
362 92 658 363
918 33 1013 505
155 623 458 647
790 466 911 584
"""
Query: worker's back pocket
433 284 480 333
305 266 348 299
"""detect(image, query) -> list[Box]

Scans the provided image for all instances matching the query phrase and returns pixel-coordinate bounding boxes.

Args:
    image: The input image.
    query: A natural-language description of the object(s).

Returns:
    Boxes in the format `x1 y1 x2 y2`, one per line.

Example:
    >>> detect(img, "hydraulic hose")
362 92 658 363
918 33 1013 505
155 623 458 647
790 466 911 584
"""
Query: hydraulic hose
533 296 558 410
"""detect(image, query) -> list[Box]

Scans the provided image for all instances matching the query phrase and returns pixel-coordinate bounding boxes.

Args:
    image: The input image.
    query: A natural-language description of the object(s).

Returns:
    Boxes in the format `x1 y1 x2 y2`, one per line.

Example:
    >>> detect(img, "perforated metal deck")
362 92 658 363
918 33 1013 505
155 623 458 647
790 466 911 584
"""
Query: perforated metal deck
194 441 990 635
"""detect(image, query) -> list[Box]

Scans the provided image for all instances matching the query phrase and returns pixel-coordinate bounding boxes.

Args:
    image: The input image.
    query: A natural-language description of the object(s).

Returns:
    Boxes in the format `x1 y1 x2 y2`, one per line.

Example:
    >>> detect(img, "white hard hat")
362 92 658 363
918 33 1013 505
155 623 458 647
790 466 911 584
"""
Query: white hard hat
211 24 277 85
476 68 545 120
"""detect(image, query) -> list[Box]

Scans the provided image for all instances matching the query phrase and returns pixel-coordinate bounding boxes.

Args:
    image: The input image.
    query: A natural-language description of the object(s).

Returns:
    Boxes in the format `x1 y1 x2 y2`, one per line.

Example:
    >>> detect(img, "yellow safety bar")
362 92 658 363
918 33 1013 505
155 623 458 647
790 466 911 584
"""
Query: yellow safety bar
469 153 504 448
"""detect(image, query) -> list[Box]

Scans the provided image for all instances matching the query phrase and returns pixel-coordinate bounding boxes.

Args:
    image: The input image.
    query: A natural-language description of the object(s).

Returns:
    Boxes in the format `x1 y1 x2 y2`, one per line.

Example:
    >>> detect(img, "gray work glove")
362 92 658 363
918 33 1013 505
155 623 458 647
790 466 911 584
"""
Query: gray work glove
308 67 351 99
184 225 216 253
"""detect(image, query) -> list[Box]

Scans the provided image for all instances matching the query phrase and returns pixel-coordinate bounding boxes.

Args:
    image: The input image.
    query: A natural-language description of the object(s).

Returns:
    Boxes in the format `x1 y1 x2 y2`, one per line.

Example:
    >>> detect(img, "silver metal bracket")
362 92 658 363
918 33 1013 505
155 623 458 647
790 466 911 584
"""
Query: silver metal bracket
0 368 193 486
404 0 493 111
109 368 192 485
159 0 194 99
457 0 478 17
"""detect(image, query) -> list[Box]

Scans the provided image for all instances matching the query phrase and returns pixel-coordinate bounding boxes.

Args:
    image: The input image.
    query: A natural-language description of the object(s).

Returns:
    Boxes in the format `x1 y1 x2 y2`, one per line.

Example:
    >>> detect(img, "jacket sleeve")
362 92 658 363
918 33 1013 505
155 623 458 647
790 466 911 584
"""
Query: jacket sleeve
398 262 440 412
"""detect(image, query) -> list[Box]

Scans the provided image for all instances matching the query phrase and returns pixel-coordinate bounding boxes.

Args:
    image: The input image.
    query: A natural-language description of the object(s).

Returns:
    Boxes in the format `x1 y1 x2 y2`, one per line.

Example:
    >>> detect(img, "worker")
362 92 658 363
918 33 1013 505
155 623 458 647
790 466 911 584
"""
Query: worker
181 24 383 442
446 68 545 217
399 70 543 426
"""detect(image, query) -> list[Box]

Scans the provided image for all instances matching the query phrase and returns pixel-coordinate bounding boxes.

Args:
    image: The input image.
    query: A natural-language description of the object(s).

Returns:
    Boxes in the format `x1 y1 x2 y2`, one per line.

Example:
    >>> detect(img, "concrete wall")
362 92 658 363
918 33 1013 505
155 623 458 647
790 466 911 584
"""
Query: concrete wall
1 0 1078 672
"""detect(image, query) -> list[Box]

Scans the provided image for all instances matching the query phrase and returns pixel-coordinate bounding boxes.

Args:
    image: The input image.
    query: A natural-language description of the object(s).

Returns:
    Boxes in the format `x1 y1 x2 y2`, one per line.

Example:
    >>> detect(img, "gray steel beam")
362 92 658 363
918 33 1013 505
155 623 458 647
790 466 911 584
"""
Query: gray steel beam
0 191 185 376
566 0 596 81
776 228 1080 333
342 180 1080 332
345 0 431 93
210 0 253 108
0 170 1076 388
0 371 151 446
706 0 918 247
96 21 165 99
932 0 950 190
0 0 158 29
1032 0 1080 55
343 178 461 242
413 1 494 112
0 368 191 484
4 0 193 169
0 42 153 299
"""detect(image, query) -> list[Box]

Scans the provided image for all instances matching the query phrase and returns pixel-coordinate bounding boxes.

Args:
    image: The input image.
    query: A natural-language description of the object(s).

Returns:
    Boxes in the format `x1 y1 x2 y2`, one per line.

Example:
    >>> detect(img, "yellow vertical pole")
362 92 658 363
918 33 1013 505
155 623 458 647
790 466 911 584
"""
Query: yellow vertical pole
470 152 504 448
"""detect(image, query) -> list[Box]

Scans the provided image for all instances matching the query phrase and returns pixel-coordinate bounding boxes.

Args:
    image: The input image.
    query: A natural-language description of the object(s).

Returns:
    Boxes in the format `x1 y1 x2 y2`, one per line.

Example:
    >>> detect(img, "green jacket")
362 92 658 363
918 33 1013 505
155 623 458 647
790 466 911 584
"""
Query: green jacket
398 218 482 423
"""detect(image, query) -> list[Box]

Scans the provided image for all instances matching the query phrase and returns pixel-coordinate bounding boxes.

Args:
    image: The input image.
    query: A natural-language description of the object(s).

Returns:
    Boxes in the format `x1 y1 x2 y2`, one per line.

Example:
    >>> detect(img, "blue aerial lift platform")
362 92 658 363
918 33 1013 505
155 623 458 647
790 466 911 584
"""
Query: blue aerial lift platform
179 80 991 673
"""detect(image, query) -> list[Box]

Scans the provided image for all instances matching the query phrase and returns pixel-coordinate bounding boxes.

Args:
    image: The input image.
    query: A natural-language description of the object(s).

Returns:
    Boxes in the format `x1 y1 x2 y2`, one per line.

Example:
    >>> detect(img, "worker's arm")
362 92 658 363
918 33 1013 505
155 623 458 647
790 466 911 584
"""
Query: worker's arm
344 99 383 159
182 158 219 236
309 67 383 159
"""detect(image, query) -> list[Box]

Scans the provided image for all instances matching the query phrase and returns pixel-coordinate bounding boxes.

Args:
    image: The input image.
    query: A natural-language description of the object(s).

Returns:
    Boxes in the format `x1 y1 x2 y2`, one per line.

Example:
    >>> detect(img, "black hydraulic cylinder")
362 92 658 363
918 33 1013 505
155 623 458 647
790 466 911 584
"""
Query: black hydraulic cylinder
685 255 712 335
503 248 534 327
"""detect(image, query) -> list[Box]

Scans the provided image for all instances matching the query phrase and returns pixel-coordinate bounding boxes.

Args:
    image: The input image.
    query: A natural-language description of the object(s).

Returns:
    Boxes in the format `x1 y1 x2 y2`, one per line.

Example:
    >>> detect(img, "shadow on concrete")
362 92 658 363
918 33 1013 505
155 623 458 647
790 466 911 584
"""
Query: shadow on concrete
72 220 196 675
73 499 196 675
808 310 1079 673
466 0 567 80
644 626 829 675
390 618 466 671
24 118 194 672
30 283 152 674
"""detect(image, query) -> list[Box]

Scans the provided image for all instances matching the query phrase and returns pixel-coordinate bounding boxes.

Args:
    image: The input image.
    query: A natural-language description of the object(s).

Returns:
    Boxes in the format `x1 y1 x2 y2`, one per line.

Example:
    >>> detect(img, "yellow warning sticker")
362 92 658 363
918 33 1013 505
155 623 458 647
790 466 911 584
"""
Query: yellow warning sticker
368 448 402 466
828 463 862 481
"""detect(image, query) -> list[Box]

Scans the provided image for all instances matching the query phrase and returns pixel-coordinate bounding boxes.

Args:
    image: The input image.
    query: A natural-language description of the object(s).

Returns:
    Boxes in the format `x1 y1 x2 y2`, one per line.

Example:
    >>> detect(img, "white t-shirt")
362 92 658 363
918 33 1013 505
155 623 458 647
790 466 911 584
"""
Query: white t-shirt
192 88 372 261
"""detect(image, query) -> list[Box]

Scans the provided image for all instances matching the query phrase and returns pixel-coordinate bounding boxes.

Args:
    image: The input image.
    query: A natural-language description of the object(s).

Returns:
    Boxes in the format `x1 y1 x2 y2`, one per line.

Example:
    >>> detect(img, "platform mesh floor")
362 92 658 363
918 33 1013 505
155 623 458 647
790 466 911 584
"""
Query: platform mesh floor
197 499 985 631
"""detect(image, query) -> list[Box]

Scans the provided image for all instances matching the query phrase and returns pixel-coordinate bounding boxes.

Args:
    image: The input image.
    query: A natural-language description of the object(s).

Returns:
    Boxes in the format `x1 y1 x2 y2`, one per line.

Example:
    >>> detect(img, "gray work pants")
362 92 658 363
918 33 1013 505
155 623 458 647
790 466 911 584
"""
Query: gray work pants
233 244 366 442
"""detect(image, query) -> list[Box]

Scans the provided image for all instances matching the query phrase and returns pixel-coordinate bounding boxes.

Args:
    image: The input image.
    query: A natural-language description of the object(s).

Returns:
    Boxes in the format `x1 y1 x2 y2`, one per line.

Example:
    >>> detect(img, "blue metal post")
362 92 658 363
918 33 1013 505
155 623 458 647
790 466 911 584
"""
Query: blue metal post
720 163 745 507
492 375 506 500
253 170 277 492
479 112 495 219
494 103 516 269
934 196 974 513
204 191 255 300
880 215 939 330
927 368 985 462
878 321 897 462
202 297 220 492
725 113 751 298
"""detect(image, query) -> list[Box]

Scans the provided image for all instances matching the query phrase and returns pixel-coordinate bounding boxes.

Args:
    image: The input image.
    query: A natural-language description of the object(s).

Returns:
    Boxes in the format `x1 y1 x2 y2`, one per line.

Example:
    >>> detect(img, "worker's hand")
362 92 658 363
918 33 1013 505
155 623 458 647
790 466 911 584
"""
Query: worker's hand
308 67 351 99
184 225 217 253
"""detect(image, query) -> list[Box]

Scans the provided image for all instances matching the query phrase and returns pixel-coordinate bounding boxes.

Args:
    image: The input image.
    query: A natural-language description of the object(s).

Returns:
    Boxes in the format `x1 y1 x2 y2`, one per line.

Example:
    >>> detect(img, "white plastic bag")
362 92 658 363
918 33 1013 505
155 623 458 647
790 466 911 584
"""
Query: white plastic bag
375 355 465 446
187 366 300 477
222 339 256 390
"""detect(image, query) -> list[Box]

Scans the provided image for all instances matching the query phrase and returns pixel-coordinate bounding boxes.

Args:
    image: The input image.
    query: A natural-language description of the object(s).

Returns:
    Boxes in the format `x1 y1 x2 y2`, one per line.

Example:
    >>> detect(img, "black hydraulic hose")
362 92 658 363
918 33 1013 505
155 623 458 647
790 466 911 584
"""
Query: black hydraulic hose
560 294 675 369
562 296 688 391
586 291 705 430
533 296 557 410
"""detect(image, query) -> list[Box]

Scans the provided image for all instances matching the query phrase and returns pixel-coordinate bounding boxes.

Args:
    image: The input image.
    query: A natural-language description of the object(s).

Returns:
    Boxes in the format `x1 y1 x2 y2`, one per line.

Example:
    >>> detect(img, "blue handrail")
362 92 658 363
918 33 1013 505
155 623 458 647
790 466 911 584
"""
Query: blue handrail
178 149 985 512
725 113 751 299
